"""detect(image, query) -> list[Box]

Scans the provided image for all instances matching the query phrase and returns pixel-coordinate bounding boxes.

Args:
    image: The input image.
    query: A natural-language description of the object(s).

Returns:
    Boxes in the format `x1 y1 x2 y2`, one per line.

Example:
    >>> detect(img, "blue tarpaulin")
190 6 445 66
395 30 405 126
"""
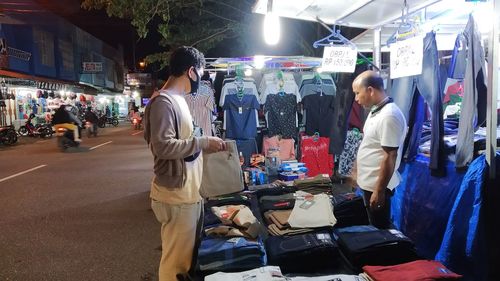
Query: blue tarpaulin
391 154 466 259
391 153 498 280
434 154 496 280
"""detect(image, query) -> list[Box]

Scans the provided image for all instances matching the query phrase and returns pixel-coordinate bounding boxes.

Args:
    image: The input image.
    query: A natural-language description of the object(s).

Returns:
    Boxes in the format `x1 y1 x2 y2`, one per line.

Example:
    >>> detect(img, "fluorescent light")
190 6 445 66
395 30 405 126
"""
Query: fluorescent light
254 55 266 69
264 13 280 45
244 69 253 77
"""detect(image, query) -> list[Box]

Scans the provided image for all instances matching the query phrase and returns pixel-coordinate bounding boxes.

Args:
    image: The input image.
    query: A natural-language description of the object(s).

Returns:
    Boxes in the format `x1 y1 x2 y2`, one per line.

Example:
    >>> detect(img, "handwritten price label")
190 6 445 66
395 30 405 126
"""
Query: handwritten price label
321 46 357 73
390 35 423 79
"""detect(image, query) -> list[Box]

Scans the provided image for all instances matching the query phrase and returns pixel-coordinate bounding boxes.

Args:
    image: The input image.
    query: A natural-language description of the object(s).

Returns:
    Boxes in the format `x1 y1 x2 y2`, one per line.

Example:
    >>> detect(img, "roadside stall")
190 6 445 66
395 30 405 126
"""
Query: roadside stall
188 1 499 280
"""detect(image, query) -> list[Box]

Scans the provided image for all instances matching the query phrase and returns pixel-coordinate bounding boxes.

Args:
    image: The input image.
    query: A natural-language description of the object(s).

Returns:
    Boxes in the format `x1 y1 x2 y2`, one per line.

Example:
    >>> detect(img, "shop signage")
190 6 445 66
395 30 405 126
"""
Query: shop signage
126 73 152 86
321 46 357 73
82 62 103 73
390 35 424 79
36 81 64 91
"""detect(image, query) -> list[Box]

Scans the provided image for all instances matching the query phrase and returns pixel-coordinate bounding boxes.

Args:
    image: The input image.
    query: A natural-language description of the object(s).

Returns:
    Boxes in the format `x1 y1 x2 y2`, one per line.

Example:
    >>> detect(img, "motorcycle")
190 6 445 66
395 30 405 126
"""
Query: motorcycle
97 115 119 128
0 125 18 145
18 113 53 138
55 126 80 151
132 116 142 130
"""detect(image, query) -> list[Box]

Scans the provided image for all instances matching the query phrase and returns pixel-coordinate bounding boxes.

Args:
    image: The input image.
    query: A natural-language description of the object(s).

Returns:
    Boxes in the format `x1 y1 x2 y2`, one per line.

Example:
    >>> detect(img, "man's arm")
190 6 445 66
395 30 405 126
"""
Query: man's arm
369 146 398 209
148 98 225 159
148 99 208 159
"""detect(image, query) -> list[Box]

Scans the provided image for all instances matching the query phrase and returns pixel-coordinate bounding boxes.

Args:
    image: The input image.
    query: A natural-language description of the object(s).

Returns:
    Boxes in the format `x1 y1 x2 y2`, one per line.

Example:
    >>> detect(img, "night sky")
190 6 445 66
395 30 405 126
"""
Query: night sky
33 0 363 75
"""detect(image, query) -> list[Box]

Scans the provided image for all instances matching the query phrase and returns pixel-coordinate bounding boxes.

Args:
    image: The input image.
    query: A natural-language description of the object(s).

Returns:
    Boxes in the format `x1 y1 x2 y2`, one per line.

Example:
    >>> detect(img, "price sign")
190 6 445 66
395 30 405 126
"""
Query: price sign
390 35 424 79
321 46 357 73
82 62 103 73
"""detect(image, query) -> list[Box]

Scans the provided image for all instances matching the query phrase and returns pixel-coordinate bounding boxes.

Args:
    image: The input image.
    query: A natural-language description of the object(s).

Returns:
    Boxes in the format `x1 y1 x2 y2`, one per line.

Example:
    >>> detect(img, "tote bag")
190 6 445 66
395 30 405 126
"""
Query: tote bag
200 140 244 198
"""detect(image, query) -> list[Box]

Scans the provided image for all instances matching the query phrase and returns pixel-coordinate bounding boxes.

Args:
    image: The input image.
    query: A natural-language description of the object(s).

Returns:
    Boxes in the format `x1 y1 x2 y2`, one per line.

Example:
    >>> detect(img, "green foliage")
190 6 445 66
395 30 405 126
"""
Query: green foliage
82 0 254 69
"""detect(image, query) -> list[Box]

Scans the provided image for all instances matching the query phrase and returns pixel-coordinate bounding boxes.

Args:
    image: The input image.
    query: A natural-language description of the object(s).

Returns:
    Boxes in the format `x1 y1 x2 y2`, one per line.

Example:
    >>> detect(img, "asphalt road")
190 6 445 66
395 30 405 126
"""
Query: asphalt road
0 123 161 281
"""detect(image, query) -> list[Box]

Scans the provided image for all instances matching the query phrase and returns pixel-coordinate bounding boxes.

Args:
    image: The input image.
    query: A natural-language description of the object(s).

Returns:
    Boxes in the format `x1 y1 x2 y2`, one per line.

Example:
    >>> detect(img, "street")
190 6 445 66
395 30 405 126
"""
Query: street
0 124 160 281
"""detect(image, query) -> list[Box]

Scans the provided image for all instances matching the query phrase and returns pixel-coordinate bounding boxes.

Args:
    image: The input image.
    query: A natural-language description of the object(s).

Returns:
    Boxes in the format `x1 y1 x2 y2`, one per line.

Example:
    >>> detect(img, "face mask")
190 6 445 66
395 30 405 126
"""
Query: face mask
189 69 200 94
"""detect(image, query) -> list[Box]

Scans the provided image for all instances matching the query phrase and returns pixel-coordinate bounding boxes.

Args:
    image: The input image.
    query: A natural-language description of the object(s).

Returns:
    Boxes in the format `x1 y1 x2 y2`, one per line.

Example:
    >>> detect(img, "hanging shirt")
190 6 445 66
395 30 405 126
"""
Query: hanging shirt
259 72 296 94
184 83 215 136
338 129 363 176
260 80 300 105
222 94 260 139
262 136 296 161
302 94 336 137
300 83 336 99
220 82 258 107
300 135 334 177
264 93 298 138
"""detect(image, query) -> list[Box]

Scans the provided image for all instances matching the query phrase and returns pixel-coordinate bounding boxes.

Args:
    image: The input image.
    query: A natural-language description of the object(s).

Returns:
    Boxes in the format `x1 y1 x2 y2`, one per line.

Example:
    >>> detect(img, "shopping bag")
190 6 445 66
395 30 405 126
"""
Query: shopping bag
200 140 244 198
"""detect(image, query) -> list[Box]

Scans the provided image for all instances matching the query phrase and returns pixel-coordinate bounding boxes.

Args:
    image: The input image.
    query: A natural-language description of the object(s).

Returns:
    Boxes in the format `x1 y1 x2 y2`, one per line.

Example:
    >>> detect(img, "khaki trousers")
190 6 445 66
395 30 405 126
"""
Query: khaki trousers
151 199 203 281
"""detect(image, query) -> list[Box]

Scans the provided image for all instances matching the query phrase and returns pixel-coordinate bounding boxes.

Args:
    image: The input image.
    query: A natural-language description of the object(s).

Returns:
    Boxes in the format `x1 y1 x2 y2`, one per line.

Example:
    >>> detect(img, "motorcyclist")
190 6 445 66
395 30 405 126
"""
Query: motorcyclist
52 104 82 142
132 109 142 129
84 107 99 135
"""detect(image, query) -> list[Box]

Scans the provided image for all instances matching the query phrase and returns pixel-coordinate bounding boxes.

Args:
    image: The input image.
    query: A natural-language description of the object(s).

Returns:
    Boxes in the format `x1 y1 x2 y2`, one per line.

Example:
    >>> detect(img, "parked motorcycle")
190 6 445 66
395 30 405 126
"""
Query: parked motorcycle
18 113 53 138
55 127 80 151
97 115 119 128
0 125 18 145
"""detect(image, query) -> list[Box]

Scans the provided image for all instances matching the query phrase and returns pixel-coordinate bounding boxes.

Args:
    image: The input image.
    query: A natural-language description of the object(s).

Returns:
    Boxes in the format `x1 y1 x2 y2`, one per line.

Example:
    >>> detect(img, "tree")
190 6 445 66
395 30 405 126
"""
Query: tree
81 0 256 69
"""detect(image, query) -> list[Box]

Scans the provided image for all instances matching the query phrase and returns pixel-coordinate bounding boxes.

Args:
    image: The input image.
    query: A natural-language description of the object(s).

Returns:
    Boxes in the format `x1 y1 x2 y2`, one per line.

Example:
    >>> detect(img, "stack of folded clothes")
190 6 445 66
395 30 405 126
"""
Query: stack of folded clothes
293 174 333 195
198 195 267 272
361 260 462 281
333 225 419 271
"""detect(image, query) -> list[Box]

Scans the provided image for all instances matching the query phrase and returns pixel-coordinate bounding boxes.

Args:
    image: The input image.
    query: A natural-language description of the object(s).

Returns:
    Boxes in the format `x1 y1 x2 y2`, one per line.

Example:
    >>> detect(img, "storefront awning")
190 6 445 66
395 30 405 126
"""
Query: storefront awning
0 69 99 94
252 0 444 29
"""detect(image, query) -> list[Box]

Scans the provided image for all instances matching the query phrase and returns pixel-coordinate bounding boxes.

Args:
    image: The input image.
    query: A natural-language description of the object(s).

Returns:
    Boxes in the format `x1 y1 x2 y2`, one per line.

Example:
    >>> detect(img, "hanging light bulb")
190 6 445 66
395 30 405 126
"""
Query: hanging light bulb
263 0 280 45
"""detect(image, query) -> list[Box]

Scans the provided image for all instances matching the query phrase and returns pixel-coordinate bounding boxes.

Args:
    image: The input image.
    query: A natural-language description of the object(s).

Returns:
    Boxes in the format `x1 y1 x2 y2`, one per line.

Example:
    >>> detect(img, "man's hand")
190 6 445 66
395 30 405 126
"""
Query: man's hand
370 189 386 210
205 137 226 154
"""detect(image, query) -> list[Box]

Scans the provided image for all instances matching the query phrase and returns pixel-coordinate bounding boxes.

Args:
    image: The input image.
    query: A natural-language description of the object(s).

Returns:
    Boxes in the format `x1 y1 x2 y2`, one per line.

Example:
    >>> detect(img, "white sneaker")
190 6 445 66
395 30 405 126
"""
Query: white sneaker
74 138 82 142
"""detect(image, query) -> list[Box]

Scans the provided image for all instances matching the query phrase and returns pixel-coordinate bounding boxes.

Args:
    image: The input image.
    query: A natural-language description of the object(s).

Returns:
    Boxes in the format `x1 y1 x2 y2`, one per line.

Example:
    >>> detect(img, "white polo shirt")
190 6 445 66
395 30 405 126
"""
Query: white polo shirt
356 102 407 192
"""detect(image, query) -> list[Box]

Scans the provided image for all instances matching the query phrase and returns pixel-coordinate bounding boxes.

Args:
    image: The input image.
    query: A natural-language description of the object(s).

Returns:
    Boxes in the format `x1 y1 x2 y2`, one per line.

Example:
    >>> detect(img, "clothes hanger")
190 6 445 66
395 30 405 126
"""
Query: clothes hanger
386 0 420 45
312 25 356 49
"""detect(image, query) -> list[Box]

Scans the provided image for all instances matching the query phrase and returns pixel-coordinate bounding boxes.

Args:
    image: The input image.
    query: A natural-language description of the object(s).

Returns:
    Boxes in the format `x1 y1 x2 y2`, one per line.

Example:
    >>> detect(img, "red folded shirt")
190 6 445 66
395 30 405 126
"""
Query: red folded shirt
363 260 462 281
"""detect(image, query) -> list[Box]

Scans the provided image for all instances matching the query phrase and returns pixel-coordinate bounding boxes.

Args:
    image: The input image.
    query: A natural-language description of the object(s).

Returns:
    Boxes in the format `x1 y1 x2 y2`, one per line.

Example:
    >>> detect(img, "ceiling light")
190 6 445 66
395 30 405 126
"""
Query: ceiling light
263 0 280 45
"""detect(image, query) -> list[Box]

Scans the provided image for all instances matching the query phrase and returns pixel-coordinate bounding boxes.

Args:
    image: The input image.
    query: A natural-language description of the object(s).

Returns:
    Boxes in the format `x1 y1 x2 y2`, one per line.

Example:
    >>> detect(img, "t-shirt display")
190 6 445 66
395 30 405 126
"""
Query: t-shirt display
264 94 298 138
302 94 336 137
222 94 260 139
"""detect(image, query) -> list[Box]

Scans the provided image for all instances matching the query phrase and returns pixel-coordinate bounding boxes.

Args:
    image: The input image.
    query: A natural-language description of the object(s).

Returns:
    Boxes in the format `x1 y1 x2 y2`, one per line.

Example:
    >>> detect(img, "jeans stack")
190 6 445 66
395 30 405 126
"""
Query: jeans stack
332 225 419 272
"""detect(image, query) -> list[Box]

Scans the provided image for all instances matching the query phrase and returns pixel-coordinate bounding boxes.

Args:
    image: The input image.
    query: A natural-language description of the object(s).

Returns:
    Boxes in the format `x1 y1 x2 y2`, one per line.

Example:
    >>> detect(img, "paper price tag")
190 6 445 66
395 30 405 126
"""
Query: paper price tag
238 107 243 114
299 200 315 209
390 35 424 79
322 46 357 73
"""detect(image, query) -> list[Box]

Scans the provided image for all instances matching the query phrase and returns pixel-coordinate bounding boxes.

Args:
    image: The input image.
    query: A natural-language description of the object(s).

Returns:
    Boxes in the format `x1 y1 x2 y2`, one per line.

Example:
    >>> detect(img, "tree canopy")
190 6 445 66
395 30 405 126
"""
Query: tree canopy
81 0 258 69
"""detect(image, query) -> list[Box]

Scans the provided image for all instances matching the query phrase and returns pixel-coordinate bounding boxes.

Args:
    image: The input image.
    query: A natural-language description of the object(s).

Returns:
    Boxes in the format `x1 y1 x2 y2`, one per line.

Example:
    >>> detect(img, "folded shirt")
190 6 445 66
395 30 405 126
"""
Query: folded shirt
288 192 336 228
205 225 253 239
362 260 462 281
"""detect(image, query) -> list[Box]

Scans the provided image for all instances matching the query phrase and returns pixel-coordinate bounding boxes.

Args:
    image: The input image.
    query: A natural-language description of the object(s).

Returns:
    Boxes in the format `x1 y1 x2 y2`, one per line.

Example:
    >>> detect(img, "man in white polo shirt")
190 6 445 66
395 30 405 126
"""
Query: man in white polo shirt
352 70 407 229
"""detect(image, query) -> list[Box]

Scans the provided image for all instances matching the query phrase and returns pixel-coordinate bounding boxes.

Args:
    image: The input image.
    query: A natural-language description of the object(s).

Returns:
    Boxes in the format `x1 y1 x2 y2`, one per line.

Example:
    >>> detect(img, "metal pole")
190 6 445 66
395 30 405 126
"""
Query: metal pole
373 27 382 70
486 0 499 179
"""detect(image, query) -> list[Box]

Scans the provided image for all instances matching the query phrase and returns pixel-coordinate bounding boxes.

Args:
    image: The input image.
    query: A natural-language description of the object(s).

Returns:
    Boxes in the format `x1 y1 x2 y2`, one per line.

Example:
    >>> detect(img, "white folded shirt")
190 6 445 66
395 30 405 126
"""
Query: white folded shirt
288 191 336 228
